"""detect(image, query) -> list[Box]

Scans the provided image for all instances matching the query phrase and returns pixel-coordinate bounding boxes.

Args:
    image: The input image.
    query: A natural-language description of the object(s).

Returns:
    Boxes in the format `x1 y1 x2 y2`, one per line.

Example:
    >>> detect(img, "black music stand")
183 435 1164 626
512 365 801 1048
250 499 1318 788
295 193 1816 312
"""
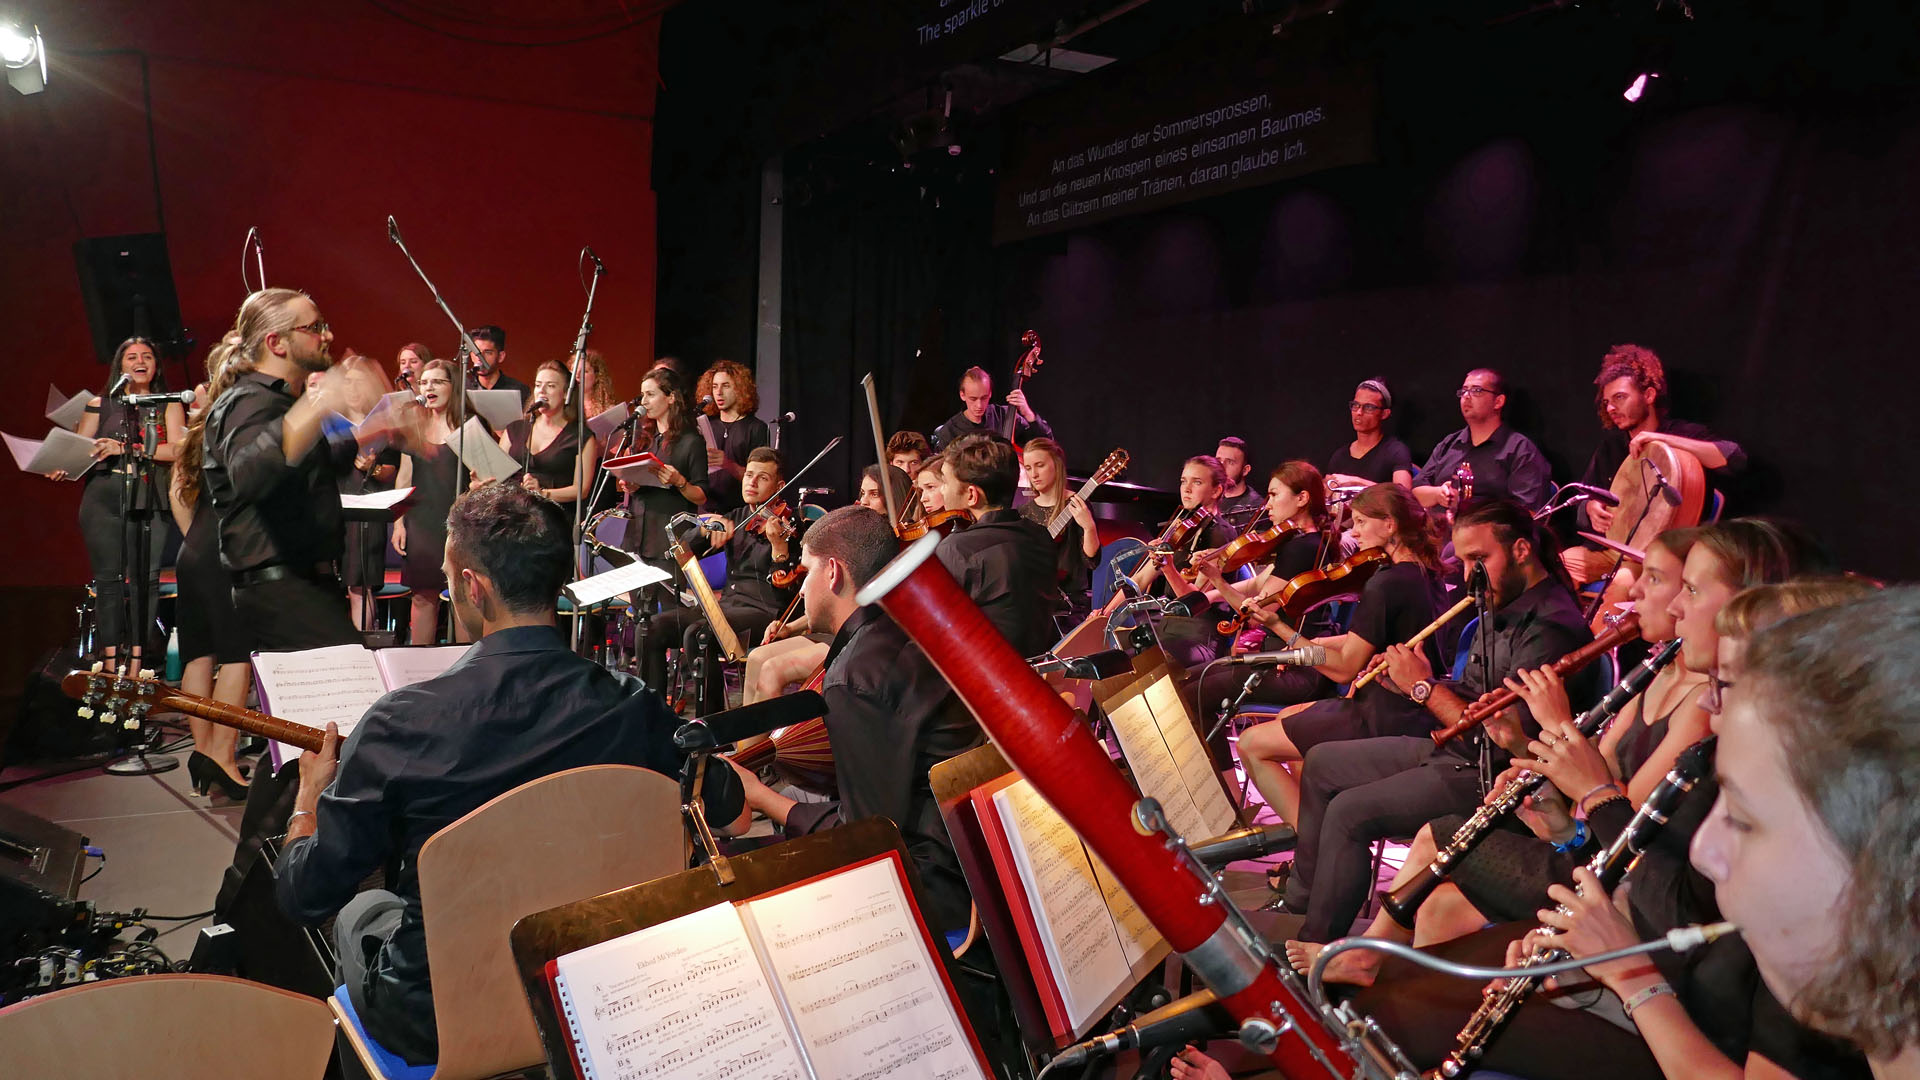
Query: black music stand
341 490 414 636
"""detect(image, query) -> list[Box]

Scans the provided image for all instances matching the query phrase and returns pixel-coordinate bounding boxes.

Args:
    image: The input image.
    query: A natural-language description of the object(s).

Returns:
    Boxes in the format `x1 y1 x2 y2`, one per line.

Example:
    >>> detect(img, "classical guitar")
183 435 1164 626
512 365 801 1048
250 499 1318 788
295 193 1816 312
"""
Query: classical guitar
64 666 326 753
1047 448 1129 539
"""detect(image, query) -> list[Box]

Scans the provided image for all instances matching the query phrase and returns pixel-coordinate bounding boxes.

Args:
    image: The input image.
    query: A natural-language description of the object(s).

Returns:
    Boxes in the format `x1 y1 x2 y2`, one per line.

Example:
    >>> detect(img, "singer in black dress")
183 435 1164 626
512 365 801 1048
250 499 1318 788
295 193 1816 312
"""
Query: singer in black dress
393 360 467 645
336 353 401 630
617 366 708 603
498 359 600 506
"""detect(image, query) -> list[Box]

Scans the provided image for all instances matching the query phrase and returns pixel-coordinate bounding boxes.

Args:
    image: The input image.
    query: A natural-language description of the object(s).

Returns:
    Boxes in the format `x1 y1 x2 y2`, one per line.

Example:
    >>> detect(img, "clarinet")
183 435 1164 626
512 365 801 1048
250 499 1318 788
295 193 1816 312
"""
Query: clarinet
1381 638 1685 928
1435 735 1717 1078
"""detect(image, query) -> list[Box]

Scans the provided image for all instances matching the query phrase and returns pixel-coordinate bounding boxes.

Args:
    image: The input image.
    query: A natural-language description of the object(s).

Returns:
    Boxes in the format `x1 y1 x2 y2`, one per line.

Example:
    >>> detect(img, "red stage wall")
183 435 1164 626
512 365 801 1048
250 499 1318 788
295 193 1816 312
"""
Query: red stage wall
0 1 662 587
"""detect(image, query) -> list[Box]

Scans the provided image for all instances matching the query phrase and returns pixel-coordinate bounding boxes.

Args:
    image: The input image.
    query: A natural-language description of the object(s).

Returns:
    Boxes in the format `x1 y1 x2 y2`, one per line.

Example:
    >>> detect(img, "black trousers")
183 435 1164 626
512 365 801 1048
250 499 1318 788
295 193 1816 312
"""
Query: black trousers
79 476 165 653
1194 664 1331 771
1288 736 1484 942
641 600 779 713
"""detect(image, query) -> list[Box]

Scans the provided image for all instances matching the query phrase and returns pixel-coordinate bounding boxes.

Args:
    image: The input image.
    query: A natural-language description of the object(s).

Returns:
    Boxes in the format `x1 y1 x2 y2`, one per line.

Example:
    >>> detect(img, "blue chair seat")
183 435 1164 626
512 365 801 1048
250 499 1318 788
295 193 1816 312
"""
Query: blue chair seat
698 550 727 589
331 985 436 1080
376 582 411 599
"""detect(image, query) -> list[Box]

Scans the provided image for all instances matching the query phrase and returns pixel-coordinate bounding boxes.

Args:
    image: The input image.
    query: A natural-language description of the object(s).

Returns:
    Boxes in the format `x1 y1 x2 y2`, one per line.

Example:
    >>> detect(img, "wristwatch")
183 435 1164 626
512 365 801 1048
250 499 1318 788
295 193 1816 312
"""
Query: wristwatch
1409 679 1434 705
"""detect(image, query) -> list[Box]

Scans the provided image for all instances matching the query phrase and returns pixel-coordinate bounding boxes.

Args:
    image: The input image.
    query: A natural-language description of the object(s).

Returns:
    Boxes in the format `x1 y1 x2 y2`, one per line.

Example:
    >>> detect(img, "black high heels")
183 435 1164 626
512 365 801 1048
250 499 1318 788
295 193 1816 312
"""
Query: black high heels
188 751 250 800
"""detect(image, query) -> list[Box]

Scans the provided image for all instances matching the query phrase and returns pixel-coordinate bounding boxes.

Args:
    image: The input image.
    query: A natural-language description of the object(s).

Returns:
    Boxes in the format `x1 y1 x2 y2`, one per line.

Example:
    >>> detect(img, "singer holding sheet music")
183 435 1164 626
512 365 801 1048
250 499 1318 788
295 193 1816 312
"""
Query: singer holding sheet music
336 352 401 630
61 337 186 670
695 360 769 512
392 360 468 645
496 360 598 505
618 365 708 597
277 483 750 1068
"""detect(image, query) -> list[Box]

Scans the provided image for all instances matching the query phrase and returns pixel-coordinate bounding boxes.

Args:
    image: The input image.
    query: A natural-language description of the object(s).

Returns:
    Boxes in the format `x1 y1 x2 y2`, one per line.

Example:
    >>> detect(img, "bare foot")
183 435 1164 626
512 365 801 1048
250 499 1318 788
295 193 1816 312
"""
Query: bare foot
1284 939 1322 976
1285 939 1382 986
1169 1045 1231 1080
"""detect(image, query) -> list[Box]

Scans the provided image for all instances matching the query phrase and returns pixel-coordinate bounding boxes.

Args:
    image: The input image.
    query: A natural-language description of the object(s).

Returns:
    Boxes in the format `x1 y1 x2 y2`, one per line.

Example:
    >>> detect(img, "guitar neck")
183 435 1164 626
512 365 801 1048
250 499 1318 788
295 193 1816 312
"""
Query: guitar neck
1049 474 1105 538
163 689 326 753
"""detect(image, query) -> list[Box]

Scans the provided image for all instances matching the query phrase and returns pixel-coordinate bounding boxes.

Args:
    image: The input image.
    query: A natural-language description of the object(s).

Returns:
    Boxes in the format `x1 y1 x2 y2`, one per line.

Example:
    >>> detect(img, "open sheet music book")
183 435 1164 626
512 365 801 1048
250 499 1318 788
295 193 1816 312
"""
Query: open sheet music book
546 853 989 1080
253 643 469 766
969 774 1164 1041
1102 671 1239 844
45 385 92 431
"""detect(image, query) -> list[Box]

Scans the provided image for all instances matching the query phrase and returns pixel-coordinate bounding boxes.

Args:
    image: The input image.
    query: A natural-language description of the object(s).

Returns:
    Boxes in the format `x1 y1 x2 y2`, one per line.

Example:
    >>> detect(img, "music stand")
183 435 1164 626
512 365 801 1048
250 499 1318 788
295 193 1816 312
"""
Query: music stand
340 490 415 635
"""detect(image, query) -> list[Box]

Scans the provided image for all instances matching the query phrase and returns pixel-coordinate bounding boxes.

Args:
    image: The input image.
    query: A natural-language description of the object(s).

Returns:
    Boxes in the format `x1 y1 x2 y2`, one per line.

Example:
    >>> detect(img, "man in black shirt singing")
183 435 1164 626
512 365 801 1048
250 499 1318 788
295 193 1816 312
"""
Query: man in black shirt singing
727 505 981 935
465 324 531 407
640 447 799 712
1281 498 1600 943
935 434 1063 659
930 365 1053 450
277 483 748 1066
696 360 771 512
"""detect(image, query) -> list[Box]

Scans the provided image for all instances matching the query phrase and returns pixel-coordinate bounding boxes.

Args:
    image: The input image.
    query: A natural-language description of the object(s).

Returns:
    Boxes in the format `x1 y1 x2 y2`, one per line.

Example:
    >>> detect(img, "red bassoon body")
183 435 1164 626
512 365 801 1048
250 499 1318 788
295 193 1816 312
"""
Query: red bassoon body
857 535 1358 1077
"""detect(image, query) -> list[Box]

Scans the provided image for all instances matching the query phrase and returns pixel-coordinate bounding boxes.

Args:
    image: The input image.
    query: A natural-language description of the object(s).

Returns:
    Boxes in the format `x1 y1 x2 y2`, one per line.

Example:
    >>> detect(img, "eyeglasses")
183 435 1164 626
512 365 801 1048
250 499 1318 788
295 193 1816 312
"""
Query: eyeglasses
286 320 330 337
1348 401 1383 414
1456 386 1497 399
1701 672 1734 715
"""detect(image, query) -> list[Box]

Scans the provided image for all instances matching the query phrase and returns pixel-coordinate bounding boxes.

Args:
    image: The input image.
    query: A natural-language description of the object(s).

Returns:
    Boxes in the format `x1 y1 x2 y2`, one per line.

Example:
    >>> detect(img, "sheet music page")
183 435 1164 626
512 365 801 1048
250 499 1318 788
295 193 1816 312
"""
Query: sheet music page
567 560 673 608
1087 852 1162 969
1143 676 1240 838
1104 688 1211 842
5 428 101 478
587 402 630 442
456 416 521 481
746 857 987 1080
466 388 526 430
46 386 91 431
990 780 1131 1037
339 486 414 512
696 413 722 454
554 901 808 1080
252 645 389 763
372 644 469 690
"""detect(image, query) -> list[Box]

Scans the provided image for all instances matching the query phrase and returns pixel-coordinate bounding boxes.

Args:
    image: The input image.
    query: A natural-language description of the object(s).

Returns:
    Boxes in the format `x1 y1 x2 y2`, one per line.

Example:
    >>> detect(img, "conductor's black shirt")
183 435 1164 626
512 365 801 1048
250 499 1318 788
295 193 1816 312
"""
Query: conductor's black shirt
201 370 357 574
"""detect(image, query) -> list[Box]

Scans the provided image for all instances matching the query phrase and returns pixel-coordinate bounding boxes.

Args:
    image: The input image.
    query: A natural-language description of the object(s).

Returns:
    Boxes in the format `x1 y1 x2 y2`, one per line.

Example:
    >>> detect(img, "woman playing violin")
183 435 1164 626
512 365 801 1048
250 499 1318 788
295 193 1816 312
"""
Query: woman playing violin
1232 483 1451 832
1101 455 1237 615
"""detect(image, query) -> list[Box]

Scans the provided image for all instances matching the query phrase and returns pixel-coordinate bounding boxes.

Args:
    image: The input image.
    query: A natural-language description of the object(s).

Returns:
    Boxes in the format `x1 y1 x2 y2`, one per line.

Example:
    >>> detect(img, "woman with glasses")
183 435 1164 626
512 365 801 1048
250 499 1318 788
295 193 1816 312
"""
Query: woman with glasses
392 359 468 644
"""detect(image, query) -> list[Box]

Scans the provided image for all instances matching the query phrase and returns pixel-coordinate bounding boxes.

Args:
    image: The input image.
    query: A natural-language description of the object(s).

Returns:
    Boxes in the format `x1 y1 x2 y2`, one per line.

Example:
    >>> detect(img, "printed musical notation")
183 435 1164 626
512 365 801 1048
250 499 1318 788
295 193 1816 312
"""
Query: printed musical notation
795 963 921 1015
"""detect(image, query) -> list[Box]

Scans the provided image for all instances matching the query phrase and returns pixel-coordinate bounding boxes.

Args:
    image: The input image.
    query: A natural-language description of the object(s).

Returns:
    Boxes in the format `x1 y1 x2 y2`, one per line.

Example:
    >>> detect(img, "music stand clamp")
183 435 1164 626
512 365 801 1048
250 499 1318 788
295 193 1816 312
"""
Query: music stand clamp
677 750 737 886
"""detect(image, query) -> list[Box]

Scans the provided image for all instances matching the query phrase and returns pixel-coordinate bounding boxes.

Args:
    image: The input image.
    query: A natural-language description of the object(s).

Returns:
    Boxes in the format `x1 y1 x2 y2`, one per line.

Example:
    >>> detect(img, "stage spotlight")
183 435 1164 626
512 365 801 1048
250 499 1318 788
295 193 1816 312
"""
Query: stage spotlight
1622 70 1659 103
2 21 47 96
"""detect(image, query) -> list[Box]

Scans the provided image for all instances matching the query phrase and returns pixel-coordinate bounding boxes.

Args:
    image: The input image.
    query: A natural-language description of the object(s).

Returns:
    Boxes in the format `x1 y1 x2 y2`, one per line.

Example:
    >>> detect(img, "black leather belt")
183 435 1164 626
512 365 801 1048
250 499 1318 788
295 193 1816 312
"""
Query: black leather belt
233 562 338 588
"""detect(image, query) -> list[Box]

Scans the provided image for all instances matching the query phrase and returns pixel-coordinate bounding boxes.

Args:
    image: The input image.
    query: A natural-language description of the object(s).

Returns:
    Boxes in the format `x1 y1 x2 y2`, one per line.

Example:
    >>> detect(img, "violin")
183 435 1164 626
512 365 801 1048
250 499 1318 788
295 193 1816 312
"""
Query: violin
897 506 973 543
743 498 791 536
1211 517 1302 574
1148 506 1217 558
768 562 807 590
1215 547 1391 637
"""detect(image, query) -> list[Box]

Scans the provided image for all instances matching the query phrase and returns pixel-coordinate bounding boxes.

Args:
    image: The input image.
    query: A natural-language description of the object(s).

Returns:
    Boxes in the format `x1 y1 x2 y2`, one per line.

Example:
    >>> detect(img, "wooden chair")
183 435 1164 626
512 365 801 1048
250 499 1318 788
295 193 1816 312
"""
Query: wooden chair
330 764 690 1080
0 973 333 1079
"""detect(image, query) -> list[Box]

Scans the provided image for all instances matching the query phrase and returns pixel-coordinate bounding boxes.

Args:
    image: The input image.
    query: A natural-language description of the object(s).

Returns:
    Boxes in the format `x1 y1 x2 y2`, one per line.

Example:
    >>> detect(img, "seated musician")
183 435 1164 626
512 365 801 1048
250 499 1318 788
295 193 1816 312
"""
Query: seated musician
930 365 1052 450
914 457 948 518
1100 454 1238 617
1016 437 1101 624
1413 368 1553 513
1213 435 1266 527
1563 345 1748 581
727 506 981 934
1325 378 1415 491
639 447 799 713
887 429 931 477
936 434 1063 659
1279 498 1600 941
1211 482 1450 830
856 462 913 523
1322 575 1874 1080
275 484 749 1066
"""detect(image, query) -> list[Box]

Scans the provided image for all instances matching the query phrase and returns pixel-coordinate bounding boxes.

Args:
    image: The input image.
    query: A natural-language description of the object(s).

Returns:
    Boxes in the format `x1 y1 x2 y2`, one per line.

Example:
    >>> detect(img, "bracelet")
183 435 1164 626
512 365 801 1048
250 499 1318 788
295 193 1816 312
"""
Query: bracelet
1552 819 1589 853
1622 982 1675 1016
288 810 315 824
1575 782 1625 820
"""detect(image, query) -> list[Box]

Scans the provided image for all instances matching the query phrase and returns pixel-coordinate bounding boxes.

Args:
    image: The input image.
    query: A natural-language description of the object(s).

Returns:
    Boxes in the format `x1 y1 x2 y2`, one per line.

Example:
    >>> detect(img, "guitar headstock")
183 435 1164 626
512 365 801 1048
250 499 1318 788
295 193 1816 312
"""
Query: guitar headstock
1015 329 1043 379
1093 448 1130 485
63 664 164 730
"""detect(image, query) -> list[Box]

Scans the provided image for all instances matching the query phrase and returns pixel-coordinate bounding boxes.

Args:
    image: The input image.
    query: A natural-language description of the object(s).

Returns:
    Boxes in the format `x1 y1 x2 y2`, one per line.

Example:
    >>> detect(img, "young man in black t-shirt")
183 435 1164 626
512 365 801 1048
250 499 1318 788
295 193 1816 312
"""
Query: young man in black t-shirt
1326 378 1415 490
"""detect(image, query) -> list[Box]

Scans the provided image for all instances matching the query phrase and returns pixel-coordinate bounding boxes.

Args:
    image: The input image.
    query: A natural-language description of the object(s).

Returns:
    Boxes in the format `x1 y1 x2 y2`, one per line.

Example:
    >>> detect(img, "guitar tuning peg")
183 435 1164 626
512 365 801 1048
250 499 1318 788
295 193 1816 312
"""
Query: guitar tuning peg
90 660 104 673
123 716 140 730
76 706 94 720
139 670 157 682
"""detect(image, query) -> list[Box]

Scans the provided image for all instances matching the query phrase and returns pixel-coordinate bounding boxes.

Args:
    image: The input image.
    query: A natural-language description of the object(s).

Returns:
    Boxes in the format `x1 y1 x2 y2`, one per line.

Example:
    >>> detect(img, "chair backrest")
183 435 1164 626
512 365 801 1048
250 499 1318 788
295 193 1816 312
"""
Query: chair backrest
1450 616 1481 682
698 549 728 588
0 973 333 1079
417 764 690 1080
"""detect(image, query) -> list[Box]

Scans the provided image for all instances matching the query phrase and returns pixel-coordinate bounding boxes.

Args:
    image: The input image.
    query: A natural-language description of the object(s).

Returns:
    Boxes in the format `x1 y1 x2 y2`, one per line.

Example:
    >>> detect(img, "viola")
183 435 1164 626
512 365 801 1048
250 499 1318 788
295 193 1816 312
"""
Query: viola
1211 517 1301 573
897 506 972 543
1216 547 1390 637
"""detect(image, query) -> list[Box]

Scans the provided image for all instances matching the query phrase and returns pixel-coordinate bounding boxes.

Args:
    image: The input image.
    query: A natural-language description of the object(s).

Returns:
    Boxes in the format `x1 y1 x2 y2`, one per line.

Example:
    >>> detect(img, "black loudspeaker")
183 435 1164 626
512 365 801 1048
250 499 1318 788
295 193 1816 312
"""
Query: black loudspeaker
0 803 88 956
72 233 191 366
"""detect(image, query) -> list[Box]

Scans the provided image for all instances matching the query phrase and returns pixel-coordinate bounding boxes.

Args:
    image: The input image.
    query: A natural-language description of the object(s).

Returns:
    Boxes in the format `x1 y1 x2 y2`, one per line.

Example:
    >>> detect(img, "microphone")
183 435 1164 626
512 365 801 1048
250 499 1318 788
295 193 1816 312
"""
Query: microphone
584 246 606 274
797 486 834 498
1217 644 1326 668
1561 482 1620 507
1050 989 1231 1069
1643 457 1680 505
775 411 797 423
122 389 197 408
525 397 546 419
673 691 827 752
387 215 402 245
699 395 715 409
1029 649 1133 681
106 373 132 400
1189 823 1298 868
1467 561 1490 607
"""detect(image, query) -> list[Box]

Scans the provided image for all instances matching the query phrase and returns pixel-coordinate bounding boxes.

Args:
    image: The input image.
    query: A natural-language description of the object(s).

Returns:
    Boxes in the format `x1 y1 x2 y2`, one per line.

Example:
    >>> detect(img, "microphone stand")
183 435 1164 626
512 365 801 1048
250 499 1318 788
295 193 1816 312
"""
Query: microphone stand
563 248 605 652
105 393 178 777
387 216 482 493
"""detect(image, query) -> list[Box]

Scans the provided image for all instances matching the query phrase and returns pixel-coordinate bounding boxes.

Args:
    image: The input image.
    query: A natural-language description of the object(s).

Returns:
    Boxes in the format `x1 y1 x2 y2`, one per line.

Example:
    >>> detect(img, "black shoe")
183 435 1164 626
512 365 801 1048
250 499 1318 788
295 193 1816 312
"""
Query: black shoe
188 752 250 800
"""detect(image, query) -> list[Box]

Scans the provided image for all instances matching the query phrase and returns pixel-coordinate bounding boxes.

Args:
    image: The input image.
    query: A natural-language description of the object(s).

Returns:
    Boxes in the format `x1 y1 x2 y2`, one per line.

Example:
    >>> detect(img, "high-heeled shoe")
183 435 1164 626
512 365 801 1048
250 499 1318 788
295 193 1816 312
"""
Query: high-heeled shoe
187 751 250 800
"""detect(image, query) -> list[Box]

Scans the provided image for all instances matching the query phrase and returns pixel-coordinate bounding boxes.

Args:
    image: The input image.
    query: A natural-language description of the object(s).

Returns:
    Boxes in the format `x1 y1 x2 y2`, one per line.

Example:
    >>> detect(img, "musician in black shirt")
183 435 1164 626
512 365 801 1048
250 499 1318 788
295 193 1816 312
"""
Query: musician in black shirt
695 360 771 512
930 365 1053 449
728 506 981 935
1414 369 1553 512
278 483 747 1066
639 448 798 711
1017 437 1100 623
464 324 531 407
1326 378 1416 489
936 434 1063 659
1213 436 1266 527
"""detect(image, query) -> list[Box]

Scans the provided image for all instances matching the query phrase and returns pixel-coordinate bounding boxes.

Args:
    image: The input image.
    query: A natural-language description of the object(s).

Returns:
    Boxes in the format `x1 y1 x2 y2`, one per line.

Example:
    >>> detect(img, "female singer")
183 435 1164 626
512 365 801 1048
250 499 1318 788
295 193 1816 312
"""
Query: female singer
1690 585 1918 1080
336 352 400 630
579 348 617 419
391 360 467 644
167 348 251 799
1229 482 1448 828
1018 438 1100 622
617 365 708 600
394 342 432 393
56 338 187 673
496 360 600 505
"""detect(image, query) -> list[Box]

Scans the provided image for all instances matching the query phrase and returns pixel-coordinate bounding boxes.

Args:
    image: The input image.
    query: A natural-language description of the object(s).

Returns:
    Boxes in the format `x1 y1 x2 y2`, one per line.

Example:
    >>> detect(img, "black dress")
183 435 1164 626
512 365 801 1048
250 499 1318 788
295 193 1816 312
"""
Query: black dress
620 428 707 562
1017 498 1095 622
176 495 248 665
339 446 401 592
503 419 583 494
400 443 461 597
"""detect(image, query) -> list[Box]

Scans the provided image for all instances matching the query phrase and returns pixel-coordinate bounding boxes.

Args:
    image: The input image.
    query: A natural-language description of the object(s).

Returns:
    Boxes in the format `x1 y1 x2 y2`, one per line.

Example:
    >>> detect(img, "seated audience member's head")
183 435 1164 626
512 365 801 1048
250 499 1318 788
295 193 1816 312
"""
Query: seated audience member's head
940 434 1018 513
798 506 898 636
444 483 572 637
1690 585 1917 1064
